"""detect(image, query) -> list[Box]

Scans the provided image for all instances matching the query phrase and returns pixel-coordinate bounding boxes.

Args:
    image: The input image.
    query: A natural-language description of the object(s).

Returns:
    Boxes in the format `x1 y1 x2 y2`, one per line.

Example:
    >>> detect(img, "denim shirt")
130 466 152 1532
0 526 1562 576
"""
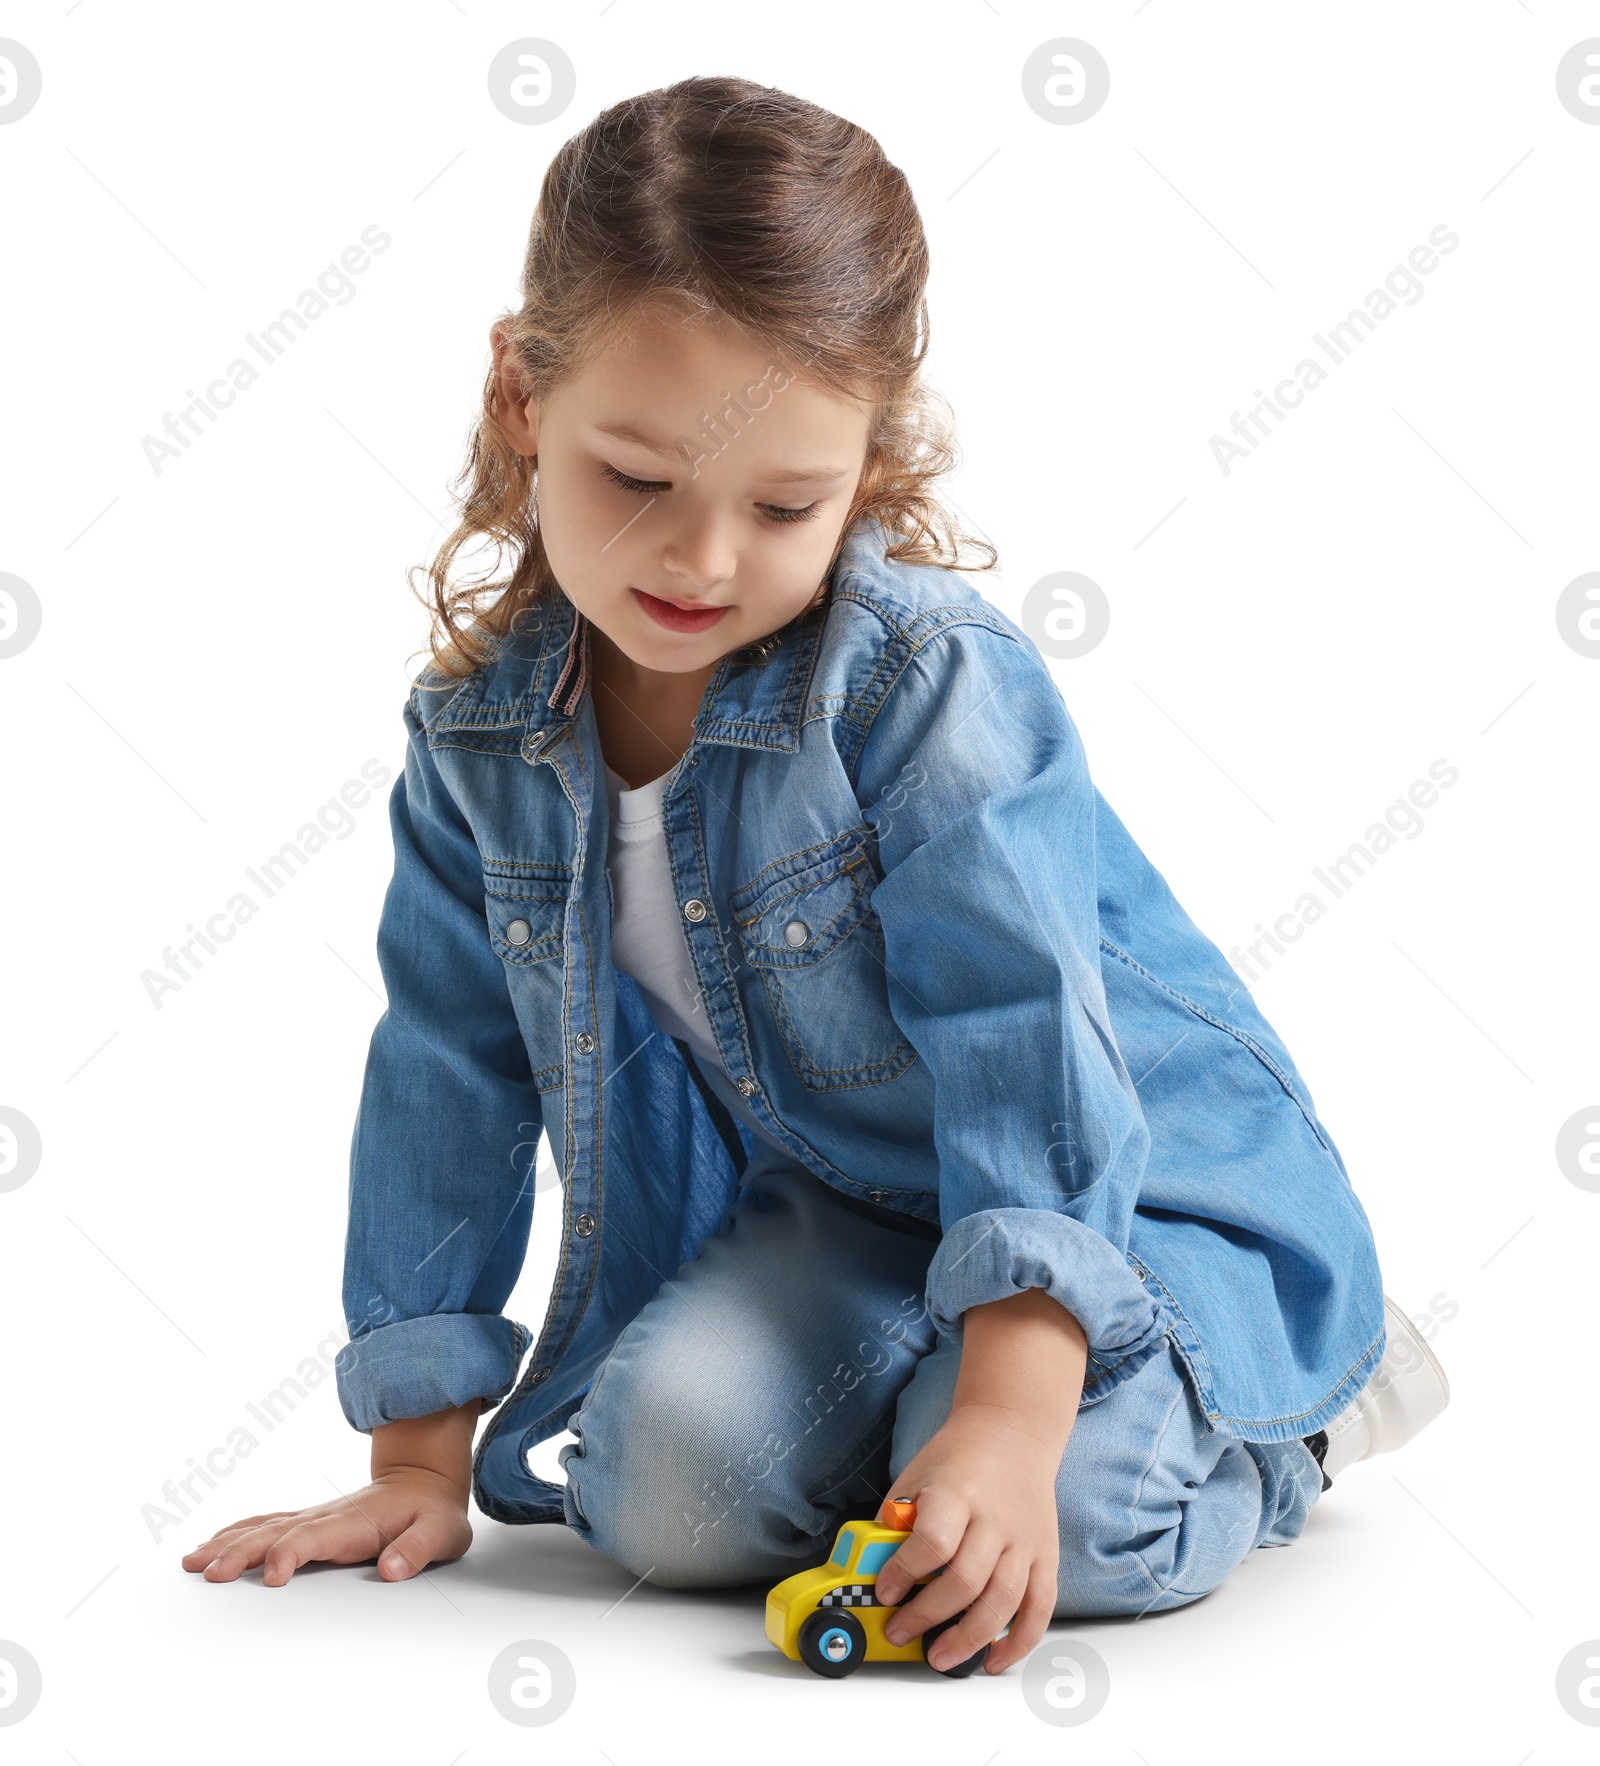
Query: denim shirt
336 517 1385 1524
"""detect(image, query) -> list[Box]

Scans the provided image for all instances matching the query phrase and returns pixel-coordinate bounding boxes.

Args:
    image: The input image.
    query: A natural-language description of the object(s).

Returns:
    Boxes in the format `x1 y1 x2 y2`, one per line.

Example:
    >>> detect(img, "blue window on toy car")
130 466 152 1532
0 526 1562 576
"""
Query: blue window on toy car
828 1527 859 1569
856 1541 898 1576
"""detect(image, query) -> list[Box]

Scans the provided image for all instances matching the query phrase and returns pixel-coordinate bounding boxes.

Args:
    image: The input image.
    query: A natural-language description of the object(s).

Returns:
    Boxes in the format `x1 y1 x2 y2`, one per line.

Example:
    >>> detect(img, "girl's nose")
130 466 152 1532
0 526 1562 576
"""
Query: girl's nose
660 515 737 593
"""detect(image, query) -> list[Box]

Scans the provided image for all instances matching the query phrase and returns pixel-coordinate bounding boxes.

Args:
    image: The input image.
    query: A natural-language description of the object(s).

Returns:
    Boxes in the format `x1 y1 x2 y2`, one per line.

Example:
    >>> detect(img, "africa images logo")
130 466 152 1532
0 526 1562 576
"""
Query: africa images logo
139 226 391 475
1209 226 1459 475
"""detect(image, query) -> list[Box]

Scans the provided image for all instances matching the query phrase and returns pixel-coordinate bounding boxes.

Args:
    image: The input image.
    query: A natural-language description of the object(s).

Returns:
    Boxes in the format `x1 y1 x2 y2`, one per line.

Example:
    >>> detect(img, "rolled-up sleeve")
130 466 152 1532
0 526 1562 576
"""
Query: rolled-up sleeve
336 691 541 1433
854 620 1167 1394
924 1209 1167 1396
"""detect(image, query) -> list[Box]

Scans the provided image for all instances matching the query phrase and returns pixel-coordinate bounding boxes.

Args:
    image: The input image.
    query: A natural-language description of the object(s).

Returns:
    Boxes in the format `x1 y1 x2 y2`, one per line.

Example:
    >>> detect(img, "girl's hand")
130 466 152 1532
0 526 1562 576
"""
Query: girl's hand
180 1466 474 1586
872 1406 1063 1674
869 1287 1087 1675
182 1398 482 1586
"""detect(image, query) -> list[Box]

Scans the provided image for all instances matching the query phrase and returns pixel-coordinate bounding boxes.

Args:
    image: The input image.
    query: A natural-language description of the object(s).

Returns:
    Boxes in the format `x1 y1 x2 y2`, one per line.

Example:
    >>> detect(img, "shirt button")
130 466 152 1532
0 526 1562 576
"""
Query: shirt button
506 918 532 947
735 1076 757 1097
574 1031 595 1055
574 1212 596 1237
866 1188 890 1204
783 919 810 948
531 1365 551 1385
683 898 708 923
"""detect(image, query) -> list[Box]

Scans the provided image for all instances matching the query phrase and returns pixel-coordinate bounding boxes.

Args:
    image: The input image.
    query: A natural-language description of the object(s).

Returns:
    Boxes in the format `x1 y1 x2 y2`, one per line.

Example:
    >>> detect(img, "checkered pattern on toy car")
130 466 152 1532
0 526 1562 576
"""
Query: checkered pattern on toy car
819 1584 881 1607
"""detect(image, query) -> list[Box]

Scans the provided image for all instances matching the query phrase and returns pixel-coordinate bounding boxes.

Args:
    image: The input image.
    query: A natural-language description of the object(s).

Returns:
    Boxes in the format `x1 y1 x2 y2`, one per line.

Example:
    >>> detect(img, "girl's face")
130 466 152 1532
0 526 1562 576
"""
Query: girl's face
497 302 875 676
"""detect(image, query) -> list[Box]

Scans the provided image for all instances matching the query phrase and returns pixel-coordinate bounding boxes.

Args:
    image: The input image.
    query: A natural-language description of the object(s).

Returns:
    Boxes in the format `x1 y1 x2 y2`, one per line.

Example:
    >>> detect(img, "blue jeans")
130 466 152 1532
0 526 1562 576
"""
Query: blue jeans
558 1152 1323 1616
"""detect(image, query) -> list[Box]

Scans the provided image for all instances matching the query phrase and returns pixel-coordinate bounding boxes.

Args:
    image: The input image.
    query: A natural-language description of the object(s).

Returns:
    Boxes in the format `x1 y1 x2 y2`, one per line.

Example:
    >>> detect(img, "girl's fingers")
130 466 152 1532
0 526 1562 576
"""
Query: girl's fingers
981 1560 1058 1674
181 1513 301 1568
923 1546 1031 1671
209 1512 300 1535
873 1491 967 1607
260 1514 382 1587
200 1518 309 1582
376 1515 467 1581
883 1523 1002 1644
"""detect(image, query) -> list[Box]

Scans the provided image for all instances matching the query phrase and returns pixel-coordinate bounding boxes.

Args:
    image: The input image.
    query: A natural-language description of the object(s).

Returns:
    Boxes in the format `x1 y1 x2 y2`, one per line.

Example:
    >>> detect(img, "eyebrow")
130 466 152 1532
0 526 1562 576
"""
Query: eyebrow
590 421 851 486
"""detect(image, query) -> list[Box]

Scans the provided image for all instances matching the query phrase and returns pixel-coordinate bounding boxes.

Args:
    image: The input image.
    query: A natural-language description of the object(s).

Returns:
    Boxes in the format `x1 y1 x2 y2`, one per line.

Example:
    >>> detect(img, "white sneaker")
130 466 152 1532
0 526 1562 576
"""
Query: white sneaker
1318 1296 1450 1482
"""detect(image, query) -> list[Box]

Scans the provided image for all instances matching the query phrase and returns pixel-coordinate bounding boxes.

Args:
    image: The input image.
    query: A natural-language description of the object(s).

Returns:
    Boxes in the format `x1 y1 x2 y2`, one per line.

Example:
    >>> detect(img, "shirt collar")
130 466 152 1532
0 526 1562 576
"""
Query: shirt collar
424 519 884 755
531 559 845 755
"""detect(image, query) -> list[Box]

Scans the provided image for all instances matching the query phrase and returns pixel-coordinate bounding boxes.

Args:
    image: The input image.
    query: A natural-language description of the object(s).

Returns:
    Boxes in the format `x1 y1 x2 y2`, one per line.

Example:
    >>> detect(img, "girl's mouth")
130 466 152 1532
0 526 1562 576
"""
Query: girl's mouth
631 588 732 634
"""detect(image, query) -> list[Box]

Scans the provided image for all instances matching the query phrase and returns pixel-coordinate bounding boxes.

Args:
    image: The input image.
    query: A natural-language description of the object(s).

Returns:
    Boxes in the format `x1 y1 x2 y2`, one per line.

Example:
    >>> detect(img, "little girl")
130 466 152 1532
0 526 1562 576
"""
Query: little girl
183 75 1448 1674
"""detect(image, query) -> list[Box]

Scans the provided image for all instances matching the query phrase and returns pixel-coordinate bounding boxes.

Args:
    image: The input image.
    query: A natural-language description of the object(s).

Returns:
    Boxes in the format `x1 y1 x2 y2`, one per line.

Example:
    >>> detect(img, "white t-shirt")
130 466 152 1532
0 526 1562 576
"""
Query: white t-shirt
603 762 720 1068
603 762 789 1158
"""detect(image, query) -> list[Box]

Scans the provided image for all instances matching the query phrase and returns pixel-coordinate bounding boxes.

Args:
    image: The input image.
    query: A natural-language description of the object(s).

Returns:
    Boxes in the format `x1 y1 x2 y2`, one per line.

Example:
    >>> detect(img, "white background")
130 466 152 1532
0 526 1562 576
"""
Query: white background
2 1 1596 1758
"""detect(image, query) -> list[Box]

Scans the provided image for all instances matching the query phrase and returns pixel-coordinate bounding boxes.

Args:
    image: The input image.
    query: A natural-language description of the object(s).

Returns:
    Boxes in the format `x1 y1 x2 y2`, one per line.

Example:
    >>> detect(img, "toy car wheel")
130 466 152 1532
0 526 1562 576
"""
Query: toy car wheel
797 1609 868 1678
923 1613 990 1678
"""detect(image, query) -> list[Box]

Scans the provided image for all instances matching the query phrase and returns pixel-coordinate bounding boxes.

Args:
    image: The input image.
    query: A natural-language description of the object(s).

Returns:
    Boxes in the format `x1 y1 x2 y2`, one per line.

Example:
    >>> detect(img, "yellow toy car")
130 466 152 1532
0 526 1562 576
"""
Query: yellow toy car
765 1497 993 1678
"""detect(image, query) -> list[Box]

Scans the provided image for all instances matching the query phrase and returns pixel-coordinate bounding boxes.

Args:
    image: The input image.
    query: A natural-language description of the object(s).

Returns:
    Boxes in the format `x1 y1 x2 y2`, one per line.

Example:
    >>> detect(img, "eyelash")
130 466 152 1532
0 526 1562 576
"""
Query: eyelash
600 462 821 525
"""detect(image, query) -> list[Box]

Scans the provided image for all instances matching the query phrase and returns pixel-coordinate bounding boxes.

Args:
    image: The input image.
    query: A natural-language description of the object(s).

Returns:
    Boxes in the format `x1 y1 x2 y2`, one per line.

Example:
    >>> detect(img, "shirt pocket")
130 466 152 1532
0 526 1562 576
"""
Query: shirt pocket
729 828 917 1092
483 856 569 1091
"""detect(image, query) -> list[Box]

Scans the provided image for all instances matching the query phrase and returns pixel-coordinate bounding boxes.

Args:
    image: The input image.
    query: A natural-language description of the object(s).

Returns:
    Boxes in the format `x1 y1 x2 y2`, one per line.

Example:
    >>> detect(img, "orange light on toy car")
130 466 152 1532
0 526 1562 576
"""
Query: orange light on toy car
880 1496 917 1531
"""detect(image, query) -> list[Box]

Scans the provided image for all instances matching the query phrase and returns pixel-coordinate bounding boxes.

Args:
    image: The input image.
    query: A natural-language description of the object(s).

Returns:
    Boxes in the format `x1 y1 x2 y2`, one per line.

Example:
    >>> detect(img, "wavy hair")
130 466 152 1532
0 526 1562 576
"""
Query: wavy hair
414 74 996 680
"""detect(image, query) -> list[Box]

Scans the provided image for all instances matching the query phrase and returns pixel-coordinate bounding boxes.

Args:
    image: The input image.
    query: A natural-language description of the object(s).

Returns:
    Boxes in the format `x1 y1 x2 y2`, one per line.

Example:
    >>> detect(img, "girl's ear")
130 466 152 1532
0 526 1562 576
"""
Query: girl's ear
490 323 539 457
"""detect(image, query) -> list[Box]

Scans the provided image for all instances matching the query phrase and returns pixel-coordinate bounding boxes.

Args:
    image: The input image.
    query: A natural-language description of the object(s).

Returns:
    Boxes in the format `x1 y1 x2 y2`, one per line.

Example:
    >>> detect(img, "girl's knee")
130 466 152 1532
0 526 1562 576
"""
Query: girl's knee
1053 1433 1279 1616
559 1368 805 1588
1054 1529 1223 1618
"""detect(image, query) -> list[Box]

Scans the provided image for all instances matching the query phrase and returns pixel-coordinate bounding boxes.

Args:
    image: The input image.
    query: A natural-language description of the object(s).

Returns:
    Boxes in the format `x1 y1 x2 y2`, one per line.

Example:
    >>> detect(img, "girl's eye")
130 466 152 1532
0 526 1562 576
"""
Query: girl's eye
601 463 669 495
600 462 820 526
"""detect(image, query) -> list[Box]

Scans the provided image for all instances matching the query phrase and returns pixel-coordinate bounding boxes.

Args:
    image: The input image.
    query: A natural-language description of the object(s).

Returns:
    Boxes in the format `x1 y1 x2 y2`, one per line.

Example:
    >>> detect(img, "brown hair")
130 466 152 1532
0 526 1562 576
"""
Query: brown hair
414 74 996 680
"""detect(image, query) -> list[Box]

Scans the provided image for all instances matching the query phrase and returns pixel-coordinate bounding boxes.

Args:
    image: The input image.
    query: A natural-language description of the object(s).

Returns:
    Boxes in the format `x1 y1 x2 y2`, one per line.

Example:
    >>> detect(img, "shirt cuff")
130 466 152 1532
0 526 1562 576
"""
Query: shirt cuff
925 1208 1170 1402
335 1312 532 1433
